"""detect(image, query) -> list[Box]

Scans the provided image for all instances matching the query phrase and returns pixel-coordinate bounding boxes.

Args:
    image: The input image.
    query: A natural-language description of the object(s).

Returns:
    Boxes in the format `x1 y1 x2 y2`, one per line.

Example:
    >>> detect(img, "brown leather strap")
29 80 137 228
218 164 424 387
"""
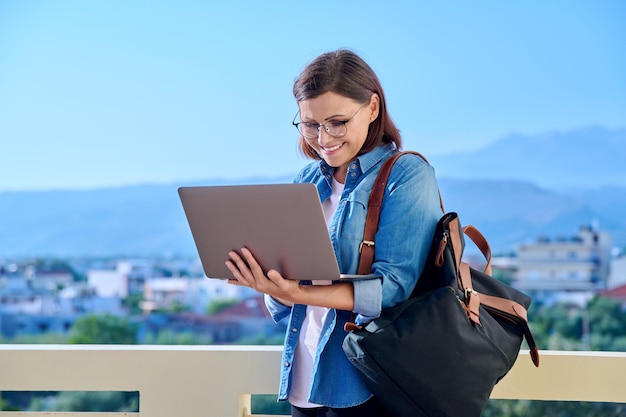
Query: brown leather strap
478 291 540 367
478 292 528 322
357 152 403 274
463 224 493 275
459 262 481 325
357 151 444 275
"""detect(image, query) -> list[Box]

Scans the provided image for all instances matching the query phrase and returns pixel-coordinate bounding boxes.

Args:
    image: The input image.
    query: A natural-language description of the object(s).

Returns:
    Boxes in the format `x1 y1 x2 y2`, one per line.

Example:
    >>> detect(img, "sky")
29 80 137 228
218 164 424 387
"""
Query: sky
1 1 625 191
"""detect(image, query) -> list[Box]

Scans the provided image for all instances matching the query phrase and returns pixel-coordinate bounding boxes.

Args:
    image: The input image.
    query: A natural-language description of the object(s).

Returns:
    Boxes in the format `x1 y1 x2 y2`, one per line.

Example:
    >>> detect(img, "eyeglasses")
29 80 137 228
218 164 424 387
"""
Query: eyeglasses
292 102 367 140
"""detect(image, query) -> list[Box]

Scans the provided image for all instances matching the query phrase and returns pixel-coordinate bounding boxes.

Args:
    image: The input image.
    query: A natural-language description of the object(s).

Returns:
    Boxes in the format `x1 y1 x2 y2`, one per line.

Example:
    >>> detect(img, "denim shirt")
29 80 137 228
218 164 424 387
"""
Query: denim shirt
265 144 442 408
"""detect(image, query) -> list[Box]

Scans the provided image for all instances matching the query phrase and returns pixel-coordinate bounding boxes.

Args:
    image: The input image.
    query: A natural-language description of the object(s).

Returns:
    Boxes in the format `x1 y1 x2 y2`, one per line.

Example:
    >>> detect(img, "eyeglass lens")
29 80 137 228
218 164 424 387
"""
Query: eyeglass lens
299 121 347 139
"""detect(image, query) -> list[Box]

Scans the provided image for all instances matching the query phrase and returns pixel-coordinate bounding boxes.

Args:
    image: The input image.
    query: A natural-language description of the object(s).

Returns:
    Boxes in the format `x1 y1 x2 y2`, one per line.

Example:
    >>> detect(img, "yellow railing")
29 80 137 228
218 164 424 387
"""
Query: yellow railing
0 345 625 416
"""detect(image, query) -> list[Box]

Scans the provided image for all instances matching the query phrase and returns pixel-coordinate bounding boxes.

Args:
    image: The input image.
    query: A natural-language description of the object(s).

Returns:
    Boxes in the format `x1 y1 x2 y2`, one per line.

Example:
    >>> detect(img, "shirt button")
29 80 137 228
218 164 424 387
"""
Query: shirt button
284 361 291 368
291 327 298 333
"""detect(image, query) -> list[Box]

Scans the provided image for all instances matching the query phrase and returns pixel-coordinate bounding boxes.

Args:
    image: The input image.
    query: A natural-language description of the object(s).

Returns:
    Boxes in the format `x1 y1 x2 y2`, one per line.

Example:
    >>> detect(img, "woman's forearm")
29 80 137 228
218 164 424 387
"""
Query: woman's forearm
291 282 355 311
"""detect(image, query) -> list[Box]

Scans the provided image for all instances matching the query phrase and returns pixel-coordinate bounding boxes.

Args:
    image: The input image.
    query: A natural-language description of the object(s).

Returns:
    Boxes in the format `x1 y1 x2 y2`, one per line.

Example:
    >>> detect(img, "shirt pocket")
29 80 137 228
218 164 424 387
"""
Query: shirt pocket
339 188 370 241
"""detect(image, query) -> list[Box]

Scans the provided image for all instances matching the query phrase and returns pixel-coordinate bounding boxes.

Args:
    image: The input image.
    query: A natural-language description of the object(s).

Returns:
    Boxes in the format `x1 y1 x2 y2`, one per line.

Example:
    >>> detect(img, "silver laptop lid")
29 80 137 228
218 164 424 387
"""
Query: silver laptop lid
179 183 349 281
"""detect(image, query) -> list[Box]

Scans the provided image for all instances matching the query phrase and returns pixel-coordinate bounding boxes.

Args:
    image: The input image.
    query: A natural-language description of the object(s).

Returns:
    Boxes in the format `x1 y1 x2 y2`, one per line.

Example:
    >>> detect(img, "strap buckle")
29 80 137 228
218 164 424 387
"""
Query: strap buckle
359 240 375 253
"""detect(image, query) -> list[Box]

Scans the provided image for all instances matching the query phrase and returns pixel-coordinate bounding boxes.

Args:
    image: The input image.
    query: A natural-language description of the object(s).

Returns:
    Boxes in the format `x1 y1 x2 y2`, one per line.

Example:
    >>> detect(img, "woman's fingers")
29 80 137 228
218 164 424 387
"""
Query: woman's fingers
226 248 298 303
240 247 266 278
225 251 254 285
226 248 275 290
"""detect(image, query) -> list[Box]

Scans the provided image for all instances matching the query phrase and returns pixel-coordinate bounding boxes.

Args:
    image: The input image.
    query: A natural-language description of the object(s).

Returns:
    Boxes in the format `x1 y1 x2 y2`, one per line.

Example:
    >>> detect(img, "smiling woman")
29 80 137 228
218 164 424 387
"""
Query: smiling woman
224 49 442 417
295 93 377 182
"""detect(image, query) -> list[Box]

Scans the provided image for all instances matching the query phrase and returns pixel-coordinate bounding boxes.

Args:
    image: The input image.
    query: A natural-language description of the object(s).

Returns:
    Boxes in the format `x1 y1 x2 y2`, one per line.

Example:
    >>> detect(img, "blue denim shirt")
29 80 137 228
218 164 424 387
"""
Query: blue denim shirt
265 144 442 408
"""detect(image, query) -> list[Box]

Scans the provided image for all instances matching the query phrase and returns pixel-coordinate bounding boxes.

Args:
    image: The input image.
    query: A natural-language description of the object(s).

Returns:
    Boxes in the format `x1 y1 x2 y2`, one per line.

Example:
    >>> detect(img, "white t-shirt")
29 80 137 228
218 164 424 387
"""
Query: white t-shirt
288 179 345 408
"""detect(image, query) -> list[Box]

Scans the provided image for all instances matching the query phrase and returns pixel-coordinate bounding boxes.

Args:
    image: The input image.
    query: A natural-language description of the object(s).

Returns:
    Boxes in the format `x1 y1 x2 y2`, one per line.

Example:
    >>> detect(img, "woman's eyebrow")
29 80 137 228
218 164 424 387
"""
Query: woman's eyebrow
324 113 347 121
301 111 348 122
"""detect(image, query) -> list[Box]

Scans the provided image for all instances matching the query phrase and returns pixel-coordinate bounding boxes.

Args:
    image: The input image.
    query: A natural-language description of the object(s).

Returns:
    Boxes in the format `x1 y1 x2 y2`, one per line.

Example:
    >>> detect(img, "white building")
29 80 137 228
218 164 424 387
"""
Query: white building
87 262 130 298
511 224 613 305
141 276 254 314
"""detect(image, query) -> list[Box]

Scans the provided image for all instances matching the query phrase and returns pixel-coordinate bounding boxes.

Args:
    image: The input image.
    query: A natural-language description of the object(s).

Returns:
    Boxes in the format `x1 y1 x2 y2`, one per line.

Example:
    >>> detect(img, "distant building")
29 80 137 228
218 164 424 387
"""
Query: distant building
600 283 626 306
606 255 626 289
510 224 613 306
141 276 255 314
87 262 130 298
208 295 280 341
0 313 75 339
0 275 54 315
139 296 284 344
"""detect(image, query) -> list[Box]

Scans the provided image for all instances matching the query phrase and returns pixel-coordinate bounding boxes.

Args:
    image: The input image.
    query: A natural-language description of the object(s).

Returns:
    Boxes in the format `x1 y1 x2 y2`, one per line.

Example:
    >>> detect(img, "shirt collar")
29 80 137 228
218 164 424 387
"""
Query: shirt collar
355 143 397 174
318 143 397 186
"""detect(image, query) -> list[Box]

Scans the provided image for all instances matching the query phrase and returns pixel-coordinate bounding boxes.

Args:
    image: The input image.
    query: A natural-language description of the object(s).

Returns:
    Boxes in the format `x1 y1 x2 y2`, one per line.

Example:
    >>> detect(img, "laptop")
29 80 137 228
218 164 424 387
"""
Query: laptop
178 183 381 281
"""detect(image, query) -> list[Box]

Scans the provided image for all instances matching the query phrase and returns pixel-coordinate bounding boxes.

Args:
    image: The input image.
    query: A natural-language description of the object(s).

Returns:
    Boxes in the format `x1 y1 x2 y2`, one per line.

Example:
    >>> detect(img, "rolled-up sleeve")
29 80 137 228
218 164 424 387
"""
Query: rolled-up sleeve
352 277 383 320
264 294 292 323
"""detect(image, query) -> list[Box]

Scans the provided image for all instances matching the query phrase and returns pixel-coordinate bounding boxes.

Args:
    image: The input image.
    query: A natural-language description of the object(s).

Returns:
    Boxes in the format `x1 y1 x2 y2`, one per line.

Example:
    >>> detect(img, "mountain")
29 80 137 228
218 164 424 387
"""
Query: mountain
1 179 624 258
428 126 626 188
0 176 292 258
1 126 625 257
437 179 626 252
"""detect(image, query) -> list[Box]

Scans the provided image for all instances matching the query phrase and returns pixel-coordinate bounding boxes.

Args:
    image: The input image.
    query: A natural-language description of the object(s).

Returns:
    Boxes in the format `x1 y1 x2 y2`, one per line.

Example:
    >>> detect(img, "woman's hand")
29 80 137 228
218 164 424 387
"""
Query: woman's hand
226 247 355 311
225 247 300 305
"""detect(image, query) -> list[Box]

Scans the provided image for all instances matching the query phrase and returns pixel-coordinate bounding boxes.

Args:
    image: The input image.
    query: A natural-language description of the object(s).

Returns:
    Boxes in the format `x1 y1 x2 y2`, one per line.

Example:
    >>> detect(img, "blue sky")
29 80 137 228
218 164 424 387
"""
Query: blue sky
1 1 625 191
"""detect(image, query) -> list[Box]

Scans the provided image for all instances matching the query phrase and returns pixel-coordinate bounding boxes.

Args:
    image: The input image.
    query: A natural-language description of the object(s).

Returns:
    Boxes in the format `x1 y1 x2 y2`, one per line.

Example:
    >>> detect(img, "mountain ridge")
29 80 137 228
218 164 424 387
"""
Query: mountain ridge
2 126 625 257
428 125 626 188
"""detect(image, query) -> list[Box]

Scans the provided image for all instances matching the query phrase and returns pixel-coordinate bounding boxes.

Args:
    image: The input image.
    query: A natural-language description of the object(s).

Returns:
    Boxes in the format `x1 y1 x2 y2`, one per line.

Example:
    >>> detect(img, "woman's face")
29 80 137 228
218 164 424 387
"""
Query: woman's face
298 91 379 182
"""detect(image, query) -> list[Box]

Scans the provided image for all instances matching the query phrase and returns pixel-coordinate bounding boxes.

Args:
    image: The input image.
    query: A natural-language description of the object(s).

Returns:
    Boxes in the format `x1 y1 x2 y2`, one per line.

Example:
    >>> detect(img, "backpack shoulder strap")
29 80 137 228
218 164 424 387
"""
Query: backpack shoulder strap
357 151 442 274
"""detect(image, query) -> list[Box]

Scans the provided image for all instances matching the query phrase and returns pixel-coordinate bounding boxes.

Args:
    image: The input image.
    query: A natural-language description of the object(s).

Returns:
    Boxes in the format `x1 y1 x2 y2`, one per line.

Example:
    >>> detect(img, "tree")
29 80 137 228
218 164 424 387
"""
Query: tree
587 297 626 348
121 293 144 315
68 314 138 344
143 330 213 345
28 391 138 412
205 298 239 315
483 399 626 417
2 333 68 344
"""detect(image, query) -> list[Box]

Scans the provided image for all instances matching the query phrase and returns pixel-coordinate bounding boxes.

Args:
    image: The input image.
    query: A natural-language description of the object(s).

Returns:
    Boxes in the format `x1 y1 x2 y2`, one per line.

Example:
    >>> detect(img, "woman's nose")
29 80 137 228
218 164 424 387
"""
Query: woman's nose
316 127 333 145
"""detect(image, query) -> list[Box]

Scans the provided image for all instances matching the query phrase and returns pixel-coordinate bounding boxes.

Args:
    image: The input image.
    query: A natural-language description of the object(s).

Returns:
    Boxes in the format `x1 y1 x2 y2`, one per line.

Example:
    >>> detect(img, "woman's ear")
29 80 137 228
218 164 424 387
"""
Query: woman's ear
368 93 380 123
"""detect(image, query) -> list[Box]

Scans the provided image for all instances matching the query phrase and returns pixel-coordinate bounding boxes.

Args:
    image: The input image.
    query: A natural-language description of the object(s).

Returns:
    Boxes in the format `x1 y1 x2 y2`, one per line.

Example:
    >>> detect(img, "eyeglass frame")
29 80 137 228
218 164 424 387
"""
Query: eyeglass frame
291 102 368 140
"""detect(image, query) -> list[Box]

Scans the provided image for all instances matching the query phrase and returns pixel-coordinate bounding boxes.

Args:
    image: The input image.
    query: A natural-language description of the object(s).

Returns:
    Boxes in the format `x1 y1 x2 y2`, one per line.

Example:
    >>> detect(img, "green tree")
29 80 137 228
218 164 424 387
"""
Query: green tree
143 330 213 345
587 297 626 350
28 391 138 412
0 394 18 411
152 299 191 314
205 298 239 315
483 399 626 417
68 314 138 344
529 302 583 349
251 395 290 415
235 334 285 345
3 332 68 344
121 293 144 315
530 296 626 352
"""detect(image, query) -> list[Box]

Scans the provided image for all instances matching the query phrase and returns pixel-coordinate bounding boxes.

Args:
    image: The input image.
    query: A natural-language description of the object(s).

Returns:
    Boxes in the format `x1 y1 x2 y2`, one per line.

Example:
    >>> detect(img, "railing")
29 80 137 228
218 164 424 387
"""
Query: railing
0 345 625 416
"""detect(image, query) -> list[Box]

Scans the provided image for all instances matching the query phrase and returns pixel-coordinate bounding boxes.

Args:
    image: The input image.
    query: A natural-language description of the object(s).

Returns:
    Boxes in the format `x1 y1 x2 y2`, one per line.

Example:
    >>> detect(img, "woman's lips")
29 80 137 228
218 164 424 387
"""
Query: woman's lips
320 142 344 154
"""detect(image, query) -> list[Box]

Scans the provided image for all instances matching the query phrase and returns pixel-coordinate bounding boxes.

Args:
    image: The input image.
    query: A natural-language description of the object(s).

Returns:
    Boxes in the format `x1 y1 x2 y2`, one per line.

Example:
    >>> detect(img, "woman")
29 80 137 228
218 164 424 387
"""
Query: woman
226 49 441 417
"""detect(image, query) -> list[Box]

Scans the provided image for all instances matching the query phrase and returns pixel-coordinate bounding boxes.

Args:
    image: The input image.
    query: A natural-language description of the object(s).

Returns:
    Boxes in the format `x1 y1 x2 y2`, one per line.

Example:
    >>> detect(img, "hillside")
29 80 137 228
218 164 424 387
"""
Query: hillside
1 178 624 258
428 126 626 188
1 126 625 257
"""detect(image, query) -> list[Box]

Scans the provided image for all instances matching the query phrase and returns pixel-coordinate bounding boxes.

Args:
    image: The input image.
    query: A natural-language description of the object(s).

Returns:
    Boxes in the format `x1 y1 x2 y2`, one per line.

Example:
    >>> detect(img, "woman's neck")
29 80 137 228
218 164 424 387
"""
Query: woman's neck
333 165 348 184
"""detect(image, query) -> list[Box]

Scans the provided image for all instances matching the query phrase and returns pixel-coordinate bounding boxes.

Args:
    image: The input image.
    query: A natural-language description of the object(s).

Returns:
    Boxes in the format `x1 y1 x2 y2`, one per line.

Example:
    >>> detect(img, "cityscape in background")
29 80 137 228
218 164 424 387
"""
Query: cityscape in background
1 220 625 345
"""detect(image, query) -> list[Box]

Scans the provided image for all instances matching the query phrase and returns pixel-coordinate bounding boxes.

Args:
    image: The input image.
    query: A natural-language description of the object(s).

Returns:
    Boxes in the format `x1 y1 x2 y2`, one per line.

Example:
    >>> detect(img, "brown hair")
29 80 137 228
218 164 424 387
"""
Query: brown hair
293 49 402 159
